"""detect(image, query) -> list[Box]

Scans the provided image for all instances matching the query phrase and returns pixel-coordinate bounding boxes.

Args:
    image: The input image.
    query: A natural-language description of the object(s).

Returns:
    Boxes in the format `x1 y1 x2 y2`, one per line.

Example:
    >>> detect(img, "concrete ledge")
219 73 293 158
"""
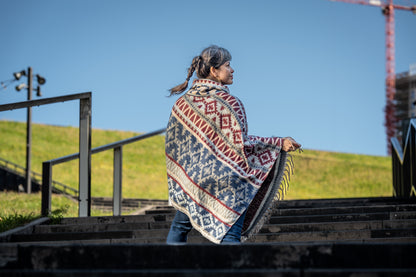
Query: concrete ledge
2 268 415 277
5 242 416 270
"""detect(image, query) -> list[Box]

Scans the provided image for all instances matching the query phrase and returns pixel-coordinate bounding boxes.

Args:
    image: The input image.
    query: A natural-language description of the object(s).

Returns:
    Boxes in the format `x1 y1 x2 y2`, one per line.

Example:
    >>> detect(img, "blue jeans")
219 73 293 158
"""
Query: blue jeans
166 210 246 244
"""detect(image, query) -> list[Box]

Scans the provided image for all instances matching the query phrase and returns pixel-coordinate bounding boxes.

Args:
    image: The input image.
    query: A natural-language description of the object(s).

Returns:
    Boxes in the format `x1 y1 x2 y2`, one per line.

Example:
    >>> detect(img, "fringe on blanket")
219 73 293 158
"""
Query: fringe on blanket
241 152 294 242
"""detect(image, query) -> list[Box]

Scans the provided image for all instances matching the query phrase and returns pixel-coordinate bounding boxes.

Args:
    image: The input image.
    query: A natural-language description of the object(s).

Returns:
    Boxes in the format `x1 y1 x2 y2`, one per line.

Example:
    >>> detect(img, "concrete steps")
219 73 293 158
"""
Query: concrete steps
2 243 416 276
1 197 416 276
91 198 168 213
3 198 416 244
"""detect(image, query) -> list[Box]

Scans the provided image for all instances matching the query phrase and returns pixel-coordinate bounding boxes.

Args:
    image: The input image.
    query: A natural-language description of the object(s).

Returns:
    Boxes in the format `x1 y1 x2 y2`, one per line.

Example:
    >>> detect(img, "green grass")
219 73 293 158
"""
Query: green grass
0 120 392 226
0 192 74 232
286 150 392 199
0 120 168 200
0 213 39 233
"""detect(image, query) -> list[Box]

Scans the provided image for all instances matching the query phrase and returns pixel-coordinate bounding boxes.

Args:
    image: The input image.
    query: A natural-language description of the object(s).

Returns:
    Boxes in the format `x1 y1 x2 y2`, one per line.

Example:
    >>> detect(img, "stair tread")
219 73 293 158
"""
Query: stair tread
4 242 416 270
261 219 416 233
269 210 416 224
14 225 416 244
274 203 416 216
58 213 175 225
32 216 416 237
11 230 135 242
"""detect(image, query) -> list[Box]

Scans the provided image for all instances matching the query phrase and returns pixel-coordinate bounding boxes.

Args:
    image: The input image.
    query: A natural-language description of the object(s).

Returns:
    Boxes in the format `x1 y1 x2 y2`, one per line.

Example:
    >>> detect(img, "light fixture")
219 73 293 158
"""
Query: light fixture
36 86 42 97
13 70 26 80
15 83 27 91
36 74 46 85
12 69 46 96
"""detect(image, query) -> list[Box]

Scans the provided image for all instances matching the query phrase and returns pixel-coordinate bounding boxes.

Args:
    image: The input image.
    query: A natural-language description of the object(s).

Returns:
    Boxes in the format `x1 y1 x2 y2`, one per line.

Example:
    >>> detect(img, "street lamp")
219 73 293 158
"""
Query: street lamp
13 70 26 80
13 67 46 194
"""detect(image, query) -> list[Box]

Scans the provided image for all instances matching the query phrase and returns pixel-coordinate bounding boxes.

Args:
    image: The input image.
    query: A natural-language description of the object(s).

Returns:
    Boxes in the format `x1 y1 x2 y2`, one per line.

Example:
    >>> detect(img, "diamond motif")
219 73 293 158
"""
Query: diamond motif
202 216 212 226
259 152 272 165
221 114 231 129
191 152 201 164
205 101 217 114
233 130 242 144
217 175 230 192
201 163 213 179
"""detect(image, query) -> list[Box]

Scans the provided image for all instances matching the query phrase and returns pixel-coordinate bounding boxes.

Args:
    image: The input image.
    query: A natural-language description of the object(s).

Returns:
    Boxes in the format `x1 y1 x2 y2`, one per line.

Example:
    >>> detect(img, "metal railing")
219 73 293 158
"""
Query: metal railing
391 118 416 198
41 127 166 217
0 157 78 197
0 92 93 217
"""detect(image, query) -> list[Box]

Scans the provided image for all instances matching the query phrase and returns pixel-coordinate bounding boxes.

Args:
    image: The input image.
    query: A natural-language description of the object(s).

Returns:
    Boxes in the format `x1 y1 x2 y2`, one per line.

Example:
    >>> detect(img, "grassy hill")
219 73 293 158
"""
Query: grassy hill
0 120 392 217
0 120 167 199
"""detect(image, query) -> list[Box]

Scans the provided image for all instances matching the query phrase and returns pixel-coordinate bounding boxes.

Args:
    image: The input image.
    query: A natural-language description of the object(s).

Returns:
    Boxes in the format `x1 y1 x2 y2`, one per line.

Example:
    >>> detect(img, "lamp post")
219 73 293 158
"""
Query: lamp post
14 67 46 194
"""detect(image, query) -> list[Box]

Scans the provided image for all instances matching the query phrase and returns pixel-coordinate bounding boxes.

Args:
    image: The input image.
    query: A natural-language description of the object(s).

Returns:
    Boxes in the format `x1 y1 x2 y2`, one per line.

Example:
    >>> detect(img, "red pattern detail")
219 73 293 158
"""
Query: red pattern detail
205 101 217 114
221 114 231 129
259 152 272 165
217 92 248 133
233 130 242 144
172 101 255 181
172 81 279 185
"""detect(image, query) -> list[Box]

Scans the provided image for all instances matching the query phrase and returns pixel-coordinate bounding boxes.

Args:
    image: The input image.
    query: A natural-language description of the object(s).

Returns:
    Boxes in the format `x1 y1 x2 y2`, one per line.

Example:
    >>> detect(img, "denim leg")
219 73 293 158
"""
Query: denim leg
166 210 193 243
221 210 247 244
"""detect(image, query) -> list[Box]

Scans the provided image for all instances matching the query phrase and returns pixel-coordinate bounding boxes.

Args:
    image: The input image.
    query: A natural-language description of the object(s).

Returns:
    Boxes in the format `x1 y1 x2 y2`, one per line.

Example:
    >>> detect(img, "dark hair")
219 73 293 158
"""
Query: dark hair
169 45 232 96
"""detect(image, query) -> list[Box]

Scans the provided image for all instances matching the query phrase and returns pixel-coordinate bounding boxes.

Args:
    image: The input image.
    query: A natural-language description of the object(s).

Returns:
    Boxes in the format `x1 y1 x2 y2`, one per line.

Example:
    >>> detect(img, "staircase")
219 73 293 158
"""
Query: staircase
1 197 416 276
0 157 77 198
0 157 41 193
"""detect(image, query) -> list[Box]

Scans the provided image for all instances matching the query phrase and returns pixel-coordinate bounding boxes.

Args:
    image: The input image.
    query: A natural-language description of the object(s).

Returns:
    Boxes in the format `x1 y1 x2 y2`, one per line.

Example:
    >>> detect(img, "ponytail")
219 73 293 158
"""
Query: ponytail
169 56 202 96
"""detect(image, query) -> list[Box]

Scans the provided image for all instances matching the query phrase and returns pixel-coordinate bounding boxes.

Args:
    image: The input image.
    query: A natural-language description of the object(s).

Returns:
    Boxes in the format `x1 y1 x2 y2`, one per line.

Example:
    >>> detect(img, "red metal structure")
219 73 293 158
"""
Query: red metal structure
330 0 415 154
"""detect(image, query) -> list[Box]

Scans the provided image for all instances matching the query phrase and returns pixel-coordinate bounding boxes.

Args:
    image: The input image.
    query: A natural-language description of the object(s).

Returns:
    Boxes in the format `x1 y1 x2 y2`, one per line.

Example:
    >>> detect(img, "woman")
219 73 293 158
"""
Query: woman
165 45 301 244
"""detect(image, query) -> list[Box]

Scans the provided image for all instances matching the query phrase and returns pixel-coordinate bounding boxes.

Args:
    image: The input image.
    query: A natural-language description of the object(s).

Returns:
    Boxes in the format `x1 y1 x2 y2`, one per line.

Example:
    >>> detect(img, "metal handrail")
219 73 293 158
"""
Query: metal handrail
0 92 91 112
1 92 92 217
45 128 166 165
391 118 416 198
42 127 166 216
0 157 78 197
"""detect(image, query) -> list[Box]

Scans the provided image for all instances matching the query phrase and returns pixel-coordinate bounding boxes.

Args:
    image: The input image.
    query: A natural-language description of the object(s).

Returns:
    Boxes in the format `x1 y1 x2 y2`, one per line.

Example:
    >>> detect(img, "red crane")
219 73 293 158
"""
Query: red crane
330 0 416 154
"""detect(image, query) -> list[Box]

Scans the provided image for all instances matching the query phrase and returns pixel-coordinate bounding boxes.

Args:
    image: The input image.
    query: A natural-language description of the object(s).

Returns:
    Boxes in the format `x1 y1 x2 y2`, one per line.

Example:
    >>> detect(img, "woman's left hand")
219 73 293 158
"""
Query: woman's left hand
282 137 302 152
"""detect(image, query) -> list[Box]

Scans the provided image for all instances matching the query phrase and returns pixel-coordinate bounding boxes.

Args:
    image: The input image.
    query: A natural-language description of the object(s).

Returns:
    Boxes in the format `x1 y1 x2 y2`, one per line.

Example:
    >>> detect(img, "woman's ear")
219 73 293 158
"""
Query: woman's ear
209 66 217 79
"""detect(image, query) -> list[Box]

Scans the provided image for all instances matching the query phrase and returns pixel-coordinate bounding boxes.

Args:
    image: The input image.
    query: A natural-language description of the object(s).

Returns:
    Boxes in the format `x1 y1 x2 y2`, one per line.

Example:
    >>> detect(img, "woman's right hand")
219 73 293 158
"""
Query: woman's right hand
282 137 301 152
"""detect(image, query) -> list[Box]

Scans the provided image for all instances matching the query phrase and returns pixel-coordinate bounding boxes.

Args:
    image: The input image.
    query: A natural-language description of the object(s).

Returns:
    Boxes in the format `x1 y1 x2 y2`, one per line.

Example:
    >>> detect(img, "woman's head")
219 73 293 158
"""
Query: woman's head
169 45 232 96
196 45 232 79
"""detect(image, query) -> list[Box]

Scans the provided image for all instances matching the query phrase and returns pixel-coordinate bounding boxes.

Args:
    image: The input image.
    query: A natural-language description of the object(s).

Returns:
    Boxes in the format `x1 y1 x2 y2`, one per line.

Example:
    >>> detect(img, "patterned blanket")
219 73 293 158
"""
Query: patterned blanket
165 79 292 244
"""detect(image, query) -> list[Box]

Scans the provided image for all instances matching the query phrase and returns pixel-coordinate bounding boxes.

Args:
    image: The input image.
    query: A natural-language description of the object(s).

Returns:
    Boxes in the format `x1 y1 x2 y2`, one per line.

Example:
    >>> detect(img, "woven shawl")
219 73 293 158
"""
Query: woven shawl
165 79 292 244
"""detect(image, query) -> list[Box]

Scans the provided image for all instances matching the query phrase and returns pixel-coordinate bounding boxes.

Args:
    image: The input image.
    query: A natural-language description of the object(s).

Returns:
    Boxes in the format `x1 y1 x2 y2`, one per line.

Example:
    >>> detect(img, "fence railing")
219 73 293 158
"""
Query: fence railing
0 92 93 217
0 157 78 198
41 127 166 217
391 118 416 198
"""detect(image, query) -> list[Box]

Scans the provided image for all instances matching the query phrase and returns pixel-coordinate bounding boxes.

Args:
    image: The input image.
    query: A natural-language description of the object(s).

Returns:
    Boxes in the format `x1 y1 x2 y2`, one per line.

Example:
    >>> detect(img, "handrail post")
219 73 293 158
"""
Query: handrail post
113 146 123 216
41 161 52 216
411 123 415 195
78 96 92 217
1 92 93 216
391 119 416 198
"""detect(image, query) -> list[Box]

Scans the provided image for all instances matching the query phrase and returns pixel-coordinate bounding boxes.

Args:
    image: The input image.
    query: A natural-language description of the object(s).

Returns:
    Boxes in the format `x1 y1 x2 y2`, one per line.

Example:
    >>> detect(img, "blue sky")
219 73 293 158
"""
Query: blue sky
1 0 415 157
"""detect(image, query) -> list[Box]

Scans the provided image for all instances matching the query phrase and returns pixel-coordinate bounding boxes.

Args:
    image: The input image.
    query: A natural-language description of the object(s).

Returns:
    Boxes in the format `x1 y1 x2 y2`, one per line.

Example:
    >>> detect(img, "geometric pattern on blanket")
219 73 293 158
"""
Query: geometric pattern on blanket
166 79 289 244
